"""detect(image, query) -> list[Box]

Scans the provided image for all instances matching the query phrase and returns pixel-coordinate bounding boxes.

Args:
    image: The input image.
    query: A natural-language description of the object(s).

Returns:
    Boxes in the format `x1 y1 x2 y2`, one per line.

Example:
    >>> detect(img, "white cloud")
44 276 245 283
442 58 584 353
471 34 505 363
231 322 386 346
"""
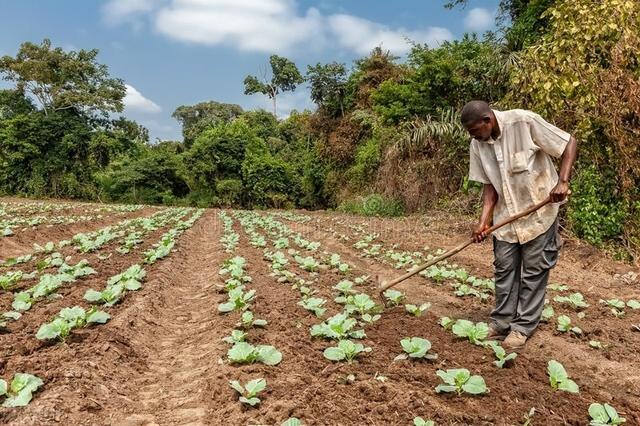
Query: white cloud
102 0 159 29
154 0 324 53
328 14 452 55
124 84 162 113
104 0 453 55
464 7 494 32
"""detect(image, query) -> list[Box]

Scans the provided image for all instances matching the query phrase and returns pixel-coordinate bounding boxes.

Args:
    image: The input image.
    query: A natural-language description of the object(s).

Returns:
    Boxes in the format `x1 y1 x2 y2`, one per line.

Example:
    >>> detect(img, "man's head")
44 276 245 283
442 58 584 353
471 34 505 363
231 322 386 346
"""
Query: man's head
461 100 495 141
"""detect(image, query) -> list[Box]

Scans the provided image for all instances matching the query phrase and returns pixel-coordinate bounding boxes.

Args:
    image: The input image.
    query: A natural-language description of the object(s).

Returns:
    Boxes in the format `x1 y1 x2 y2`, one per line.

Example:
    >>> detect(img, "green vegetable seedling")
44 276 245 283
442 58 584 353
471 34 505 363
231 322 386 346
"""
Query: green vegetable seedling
237 311 268 329
395 337 437 361
297 297 326 317
227 342 282 366
405 303 431 317
553 292 589 310
310 313 366 340
541 304 555 322
413 417 435 426
435 368 487 395
556 315 583 335
0 373 44 407
36 306 110 342
491 344 517 368
439 316 455 330
229 378 266 406
323 340 371 362
547 360 579 393
451 320 489 345
382 289 405 306
589 402 626 425
222 329 247 344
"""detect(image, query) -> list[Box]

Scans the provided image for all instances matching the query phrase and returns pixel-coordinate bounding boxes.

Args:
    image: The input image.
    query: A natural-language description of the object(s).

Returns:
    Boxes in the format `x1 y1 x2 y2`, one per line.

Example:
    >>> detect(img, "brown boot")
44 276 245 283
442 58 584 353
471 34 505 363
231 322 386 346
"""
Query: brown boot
503 330 527 350
487 325 508 341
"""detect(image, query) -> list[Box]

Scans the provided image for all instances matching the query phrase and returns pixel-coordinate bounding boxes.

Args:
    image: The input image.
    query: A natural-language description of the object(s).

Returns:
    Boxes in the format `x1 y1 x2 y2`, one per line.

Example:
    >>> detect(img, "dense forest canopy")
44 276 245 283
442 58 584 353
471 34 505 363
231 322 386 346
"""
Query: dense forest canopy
0 0 638 258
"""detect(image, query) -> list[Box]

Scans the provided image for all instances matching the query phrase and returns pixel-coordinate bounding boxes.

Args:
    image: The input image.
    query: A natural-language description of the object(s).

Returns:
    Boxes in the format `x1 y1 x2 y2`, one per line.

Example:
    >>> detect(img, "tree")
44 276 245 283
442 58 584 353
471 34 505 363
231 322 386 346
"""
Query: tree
371 35 508 123
444 0 557 51
306 62 348 117
243 55 304 116
172 101 243 147
0 39 126 117
183 120 258 190
0 89 35 119
507 0 640 251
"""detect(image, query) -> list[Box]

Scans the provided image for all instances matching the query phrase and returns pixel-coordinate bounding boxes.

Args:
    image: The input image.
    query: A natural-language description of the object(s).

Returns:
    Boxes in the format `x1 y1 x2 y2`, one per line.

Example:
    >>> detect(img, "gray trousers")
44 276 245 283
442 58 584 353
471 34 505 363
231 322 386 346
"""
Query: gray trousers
491 219 561 336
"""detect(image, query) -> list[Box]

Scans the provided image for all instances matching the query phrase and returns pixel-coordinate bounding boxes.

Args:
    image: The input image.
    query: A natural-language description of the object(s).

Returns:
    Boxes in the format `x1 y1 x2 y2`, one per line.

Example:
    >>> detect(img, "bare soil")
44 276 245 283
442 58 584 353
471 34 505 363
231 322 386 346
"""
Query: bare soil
1 203 639 426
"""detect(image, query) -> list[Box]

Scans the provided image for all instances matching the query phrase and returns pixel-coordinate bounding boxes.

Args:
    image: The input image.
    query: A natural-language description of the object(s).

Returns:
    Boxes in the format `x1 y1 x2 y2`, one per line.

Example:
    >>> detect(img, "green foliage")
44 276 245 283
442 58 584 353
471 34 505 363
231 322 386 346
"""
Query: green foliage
451 319 489 345
547 360 579 393
398 337 438 361
323 339 372 362
553 292 589 310
186 120 256 187
172 101 243 147
435 368 487 395
310 312 366 340
36 306 110 342
589 403 626 425
0 373 44 407
405 303 431 317
491 344 517 368
96 142 189 204
243 55 304 116
227 342 283 366
306 62 348 117
371 35 508 124
568 166 627 246
382 289 405 306
229 378 266 406
242 145 300 208
0 38 125 116
346 137 381 188
216 179 243 207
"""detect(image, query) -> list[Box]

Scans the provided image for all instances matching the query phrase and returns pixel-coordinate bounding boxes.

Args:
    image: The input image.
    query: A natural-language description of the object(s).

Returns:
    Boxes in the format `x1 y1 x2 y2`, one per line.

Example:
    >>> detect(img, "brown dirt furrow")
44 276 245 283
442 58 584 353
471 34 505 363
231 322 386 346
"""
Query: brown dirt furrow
0 210 217 426
286 214 640 425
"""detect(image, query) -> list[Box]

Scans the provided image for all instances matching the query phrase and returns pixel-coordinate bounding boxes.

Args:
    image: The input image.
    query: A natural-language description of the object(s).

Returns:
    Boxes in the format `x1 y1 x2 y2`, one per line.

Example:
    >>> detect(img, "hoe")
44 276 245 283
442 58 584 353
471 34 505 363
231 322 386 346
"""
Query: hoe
378 195 554 296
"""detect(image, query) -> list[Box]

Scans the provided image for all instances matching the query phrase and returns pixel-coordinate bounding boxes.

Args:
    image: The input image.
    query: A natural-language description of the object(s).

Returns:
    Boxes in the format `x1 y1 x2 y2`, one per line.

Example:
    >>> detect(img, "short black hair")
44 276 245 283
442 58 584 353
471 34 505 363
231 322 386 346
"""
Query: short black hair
461 100 492 126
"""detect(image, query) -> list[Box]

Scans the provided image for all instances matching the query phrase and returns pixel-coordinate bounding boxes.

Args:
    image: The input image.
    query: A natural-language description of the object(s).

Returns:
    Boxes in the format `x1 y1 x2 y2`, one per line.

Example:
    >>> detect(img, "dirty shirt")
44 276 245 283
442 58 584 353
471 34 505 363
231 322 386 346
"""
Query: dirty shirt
468 109 570 243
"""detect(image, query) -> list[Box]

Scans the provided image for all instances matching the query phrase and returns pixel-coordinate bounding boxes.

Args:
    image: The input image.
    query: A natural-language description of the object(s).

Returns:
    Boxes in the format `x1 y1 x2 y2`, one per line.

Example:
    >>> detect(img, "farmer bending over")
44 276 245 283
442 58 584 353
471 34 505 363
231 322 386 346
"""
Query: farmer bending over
462 100 577 350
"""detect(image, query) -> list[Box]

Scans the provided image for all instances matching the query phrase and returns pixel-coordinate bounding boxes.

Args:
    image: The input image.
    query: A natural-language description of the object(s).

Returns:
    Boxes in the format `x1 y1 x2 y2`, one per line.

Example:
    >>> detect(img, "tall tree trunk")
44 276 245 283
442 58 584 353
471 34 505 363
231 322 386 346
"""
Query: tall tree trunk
272 95 277 117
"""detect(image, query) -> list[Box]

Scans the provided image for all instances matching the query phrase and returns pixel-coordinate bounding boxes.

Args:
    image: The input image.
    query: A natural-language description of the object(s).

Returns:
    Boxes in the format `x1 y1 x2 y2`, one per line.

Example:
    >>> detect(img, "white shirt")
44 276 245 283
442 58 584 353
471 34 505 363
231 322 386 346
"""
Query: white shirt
469 109 571 243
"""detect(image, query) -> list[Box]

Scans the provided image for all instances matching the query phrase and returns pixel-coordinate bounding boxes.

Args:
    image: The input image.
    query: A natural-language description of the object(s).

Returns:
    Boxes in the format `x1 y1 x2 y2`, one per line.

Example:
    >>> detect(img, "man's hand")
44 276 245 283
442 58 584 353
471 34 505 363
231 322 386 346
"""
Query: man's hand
472 222 490 243
550 180 569 203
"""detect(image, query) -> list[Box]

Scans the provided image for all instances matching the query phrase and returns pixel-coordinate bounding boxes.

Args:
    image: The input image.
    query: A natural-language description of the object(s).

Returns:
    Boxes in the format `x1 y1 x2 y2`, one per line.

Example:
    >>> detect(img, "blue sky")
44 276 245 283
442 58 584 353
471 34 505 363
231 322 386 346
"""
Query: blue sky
0 0 500 141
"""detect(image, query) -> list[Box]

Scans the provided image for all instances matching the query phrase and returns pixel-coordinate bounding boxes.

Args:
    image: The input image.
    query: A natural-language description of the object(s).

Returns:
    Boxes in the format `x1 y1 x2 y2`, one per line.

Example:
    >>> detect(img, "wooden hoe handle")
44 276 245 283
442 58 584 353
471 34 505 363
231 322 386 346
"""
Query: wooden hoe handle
378 196 553 294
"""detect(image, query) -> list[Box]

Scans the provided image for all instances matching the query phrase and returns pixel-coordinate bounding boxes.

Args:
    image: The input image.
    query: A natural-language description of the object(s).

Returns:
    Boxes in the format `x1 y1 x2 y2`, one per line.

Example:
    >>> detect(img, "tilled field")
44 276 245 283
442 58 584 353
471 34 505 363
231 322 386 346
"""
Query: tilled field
0 198 638 425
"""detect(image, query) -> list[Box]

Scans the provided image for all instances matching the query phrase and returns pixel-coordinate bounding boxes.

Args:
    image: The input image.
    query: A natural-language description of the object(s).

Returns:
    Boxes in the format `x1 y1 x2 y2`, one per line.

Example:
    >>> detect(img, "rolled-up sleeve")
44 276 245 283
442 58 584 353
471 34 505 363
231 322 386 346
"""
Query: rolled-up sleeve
527 112 571 158
469 141 490 184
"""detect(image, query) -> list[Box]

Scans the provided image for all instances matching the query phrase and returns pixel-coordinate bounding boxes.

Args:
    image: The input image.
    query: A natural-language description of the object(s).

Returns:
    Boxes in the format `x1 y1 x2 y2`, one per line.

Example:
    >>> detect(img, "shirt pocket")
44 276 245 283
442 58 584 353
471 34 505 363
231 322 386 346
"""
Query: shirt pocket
510 149 532 173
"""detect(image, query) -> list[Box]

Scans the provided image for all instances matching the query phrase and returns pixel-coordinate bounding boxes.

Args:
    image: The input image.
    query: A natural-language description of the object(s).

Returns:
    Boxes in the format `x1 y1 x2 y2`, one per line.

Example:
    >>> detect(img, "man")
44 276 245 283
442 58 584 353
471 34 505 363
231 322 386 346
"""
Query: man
462 100 577 350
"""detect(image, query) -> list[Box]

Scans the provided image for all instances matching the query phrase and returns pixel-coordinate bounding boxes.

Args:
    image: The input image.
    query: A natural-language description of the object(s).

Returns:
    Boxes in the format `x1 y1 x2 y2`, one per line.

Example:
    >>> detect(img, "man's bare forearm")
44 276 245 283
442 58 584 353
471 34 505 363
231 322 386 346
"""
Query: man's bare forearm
558 136 578 183
550 136 577 202
479 184 498 226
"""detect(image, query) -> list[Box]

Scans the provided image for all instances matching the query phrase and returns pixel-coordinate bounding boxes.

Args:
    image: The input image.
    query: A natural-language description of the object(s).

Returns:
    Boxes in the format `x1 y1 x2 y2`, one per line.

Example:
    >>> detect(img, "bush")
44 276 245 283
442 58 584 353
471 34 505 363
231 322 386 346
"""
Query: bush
568 165 627 246
337 194 405 217
216 179 244 206
241 149 299 208
347 137 381 189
